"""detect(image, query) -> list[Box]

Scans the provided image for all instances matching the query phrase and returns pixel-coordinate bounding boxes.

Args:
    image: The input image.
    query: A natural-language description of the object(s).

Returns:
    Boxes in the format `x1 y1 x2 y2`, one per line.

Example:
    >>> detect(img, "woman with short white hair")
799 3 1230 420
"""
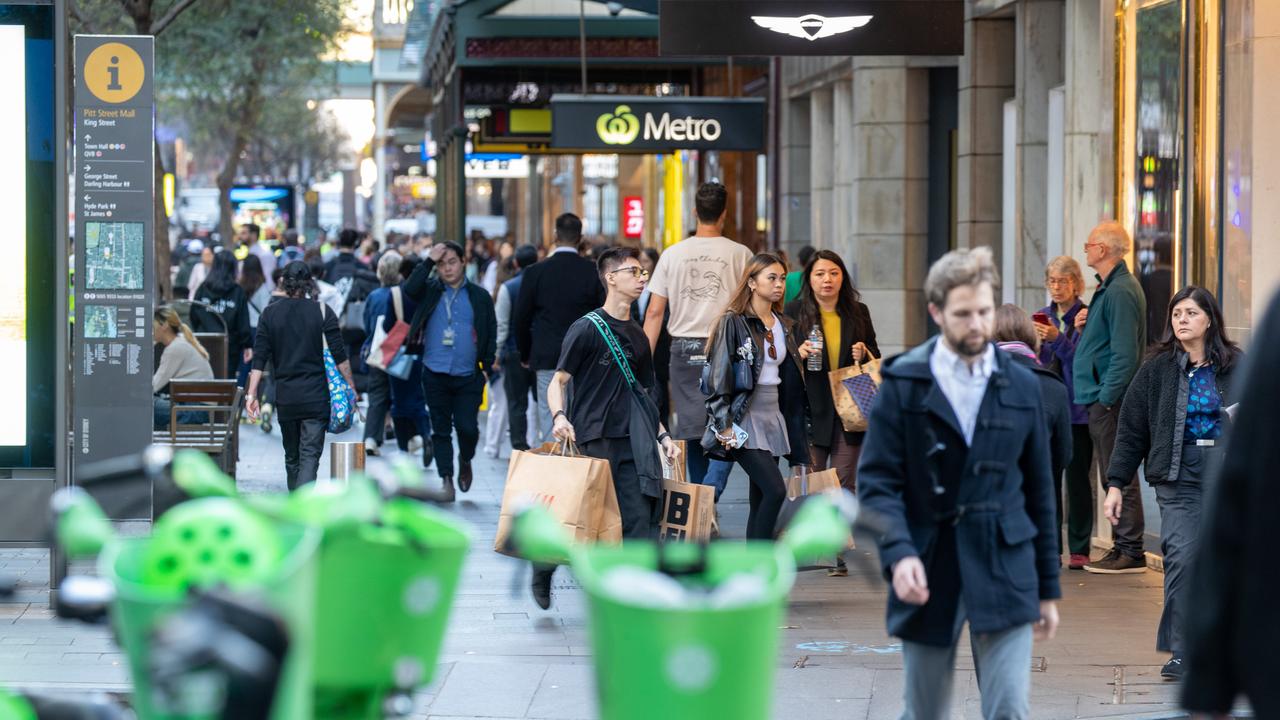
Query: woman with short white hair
1033 255 1092 570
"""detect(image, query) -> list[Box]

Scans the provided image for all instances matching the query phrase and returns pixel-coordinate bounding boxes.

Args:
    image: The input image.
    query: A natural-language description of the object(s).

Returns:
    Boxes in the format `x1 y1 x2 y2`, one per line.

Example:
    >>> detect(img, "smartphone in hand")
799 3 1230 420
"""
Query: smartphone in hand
1032 312 1052 325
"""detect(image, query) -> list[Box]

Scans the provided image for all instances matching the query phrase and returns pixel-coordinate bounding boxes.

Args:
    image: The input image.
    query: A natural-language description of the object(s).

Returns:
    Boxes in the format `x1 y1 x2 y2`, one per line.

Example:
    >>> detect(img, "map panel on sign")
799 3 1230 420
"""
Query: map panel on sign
84 221 144 290
83 305 118 339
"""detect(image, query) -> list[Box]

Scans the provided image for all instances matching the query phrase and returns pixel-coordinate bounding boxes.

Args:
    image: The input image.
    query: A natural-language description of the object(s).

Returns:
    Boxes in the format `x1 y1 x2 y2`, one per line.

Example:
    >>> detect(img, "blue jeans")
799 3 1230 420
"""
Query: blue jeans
153 397 206 430
686 442 732 500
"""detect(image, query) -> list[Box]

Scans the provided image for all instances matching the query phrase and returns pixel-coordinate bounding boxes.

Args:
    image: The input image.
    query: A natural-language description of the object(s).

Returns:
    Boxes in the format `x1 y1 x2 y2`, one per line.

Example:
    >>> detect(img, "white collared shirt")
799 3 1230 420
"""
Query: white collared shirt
929 339 997 446
550 246 578 256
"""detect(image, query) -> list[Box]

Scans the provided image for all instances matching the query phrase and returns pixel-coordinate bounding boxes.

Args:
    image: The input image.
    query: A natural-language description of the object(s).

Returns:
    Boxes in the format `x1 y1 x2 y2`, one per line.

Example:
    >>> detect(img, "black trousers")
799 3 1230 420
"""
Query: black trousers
280 416 327 490
1060 423 1095 555
502 349 536 451
362 367 391 445
730 448 788 540
1088 402 1144 557
580 436 658 539
422 369 484 479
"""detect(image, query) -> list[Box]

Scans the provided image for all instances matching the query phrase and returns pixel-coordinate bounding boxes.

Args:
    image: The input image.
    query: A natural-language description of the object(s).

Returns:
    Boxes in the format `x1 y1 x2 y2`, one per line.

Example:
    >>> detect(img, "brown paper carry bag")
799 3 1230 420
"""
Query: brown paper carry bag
494 440 622 557
829 342 883 432
775 467 855 566
657 443 715 543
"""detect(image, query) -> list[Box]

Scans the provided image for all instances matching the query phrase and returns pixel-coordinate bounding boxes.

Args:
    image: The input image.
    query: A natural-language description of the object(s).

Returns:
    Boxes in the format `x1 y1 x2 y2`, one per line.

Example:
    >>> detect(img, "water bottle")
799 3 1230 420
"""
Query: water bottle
807 325 823 371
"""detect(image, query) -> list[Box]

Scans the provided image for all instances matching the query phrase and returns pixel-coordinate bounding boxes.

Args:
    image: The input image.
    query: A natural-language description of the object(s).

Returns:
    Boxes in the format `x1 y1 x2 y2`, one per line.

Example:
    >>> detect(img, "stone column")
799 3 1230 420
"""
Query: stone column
849 59 930 355
1064 0 1109 297
372 81 388 242
809 88 834 253
780 96 812 254
1250 0 1280 312
957 15 1016 259
1014 0 1065 310
831 79 855 259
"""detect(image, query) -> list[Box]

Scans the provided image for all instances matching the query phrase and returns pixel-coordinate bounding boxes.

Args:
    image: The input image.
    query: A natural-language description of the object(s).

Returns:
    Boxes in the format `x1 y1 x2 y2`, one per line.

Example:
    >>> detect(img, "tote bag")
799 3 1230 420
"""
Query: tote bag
829 342 882 433
320 303 357 433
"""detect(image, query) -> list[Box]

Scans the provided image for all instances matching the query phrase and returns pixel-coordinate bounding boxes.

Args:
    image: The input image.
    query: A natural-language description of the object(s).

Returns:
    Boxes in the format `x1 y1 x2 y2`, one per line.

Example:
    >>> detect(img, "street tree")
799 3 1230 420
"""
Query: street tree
157 0 348 243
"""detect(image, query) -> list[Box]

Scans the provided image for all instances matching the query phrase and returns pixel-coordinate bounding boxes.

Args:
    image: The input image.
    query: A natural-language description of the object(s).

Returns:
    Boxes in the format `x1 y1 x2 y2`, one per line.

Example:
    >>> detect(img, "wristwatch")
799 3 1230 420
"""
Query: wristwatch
553 410 567 422
657 432 671 443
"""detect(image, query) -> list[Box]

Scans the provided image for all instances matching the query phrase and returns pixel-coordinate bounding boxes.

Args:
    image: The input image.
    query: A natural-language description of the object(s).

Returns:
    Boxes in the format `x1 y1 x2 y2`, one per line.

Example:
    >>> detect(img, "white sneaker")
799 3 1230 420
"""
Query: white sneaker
408 435 424 453
364 437 380 456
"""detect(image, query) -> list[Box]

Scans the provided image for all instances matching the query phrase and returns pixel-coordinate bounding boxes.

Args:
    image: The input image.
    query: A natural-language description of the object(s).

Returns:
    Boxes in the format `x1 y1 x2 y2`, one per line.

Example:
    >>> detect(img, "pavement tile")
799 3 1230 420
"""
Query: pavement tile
428 661 546 717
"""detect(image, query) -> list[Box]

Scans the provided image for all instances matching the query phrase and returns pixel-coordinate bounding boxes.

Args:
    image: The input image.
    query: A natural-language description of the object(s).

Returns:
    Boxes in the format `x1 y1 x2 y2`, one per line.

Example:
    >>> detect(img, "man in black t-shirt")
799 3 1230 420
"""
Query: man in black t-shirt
532 247 681 609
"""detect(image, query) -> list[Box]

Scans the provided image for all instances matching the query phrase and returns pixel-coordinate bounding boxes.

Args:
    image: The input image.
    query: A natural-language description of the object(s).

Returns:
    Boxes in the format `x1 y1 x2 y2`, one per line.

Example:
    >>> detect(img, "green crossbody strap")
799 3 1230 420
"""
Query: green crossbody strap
585 311 638 389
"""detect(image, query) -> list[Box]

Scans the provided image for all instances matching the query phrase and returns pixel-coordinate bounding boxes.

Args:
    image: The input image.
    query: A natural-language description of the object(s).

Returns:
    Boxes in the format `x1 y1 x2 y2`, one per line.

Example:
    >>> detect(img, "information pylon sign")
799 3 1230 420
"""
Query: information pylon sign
72 35 155 518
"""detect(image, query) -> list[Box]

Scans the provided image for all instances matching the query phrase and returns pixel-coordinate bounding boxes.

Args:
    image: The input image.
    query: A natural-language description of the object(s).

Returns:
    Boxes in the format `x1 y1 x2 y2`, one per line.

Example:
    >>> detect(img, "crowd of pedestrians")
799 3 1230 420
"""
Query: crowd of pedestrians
163 182 1275 716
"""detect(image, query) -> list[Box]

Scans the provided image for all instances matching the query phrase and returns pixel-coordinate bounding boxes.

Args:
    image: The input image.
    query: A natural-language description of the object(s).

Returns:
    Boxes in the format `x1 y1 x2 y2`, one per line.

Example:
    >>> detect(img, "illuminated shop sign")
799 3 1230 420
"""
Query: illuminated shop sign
551 95 765 152
659 0 963 56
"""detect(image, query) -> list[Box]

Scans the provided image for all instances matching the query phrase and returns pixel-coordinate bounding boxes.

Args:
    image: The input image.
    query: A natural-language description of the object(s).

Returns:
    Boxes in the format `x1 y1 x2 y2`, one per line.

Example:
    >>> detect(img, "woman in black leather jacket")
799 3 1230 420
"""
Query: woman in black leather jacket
702 253 810 539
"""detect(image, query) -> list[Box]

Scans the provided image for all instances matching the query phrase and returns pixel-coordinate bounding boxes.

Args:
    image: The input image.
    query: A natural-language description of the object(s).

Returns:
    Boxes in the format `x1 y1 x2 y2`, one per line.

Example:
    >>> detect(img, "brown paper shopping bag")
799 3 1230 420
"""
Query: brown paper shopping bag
829 342 883 432
775 467 854 566
658 473 715 543
494 440 622 558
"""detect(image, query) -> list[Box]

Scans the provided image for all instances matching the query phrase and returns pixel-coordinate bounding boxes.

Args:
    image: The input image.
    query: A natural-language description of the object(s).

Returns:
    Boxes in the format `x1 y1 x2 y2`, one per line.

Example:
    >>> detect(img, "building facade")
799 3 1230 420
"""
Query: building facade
777 0 1279 355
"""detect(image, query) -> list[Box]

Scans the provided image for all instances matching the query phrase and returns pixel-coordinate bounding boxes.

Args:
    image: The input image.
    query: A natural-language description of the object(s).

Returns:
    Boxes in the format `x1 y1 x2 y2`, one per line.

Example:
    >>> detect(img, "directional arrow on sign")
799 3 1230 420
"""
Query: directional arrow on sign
84 134 92 140
85 165 92 171
83 195 90 201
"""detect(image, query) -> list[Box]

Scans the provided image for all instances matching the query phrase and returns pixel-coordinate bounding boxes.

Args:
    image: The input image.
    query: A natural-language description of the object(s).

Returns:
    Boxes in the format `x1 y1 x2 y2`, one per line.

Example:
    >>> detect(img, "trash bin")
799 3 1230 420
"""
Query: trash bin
104 499 321 720
575 541 796 720
310 497 470 718
328 442 365 484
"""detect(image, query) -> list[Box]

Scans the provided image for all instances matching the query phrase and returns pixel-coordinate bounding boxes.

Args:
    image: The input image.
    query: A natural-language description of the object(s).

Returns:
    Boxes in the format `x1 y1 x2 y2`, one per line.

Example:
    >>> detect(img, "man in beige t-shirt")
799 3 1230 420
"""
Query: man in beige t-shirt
644 182 752 497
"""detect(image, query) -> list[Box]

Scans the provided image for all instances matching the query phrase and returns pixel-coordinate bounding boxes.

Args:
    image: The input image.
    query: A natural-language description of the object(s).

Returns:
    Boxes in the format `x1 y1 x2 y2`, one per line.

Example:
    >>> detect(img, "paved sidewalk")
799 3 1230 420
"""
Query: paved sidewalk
0 415 1214 719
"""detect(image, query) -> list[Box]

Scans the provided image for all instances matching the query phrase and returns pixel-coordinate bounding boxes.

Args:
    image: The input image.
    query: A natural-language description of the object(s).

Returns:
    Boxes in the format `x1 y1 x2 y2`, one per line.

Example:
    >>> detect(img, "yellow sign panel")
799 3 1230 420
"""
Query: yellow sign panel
83 42 145 104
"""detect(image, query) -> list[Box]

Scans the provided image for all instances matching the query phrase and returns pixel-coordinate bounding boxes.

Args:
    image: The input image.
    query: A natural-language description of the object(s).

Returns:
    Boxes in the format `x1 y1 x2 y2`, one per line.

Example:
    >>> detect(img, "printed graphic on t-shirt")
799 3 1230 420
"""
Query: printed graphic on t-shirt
679 260 731 303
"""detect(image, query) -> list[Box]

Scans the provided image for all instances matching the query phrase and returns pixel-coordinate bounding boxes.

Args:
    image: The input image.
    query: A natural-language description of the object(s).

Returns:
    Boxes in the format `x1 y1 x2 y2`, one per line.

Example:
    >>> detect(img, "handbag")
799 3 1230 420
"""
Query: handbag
828 342 882 432
699 314 756 396
585 311 665 499
320 303 357 434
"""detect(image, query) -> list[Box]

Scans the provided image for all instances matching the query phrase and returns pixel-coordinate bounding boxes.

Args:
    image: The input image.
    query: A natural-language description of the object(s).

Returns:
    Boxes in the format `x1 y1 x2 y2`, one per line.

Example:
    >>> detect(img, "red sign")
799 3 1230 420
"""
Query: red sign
623 196 644 238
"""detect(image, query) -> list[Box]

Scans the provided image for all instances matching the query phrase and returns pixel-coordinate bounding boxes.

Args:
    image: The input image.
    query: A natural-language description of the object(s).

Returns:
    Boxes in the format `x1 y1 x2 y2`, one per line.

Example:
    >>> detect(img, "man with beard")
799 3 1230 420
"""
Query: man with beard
857 247 1060 719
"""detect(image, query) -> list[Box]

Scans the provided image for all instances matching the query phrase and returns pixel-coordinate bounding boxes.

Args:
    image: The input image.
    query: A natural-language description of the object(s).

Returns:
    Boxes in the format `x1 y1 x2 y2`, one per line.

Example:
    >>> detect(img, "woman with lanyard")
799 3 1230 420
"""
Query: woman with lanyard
785 249 878 575
702 253 810 540
1032 256 1094 569
1102 285 1242 682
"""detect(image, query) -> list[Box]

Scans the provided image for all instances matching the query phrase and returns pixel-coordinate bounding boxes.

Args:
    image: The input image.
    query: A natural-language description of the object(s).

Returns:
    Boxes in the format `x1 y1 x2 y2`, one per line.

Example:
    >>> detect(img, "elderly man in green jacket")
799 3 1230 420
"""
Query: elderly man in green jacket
1073 221 1147 574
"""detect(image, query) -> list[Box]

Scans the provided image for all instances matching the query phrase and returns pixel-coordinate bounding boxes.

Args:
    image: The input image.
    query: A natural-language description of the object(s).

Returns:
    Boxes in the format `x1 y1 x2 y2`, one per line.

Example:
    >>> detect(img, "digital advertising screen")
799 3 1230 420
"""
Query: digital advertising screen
0 3 55 467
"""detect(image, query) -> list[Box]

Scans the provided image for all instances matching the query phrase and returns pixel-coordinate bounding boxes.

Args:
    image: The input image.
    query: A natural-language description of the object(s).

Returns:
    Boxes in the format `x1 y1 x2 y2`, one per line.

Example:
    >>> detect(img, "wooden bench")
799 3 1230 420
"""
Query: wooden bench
152 379 244 478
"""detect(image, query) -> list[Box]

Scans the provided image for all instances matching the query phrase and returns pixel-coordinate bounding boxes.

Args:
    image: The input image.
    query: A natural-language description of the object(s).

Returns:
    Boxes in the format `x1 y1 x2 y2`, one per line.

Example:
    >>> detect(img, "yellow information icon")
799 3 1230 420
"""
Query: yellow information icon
83 43 145 104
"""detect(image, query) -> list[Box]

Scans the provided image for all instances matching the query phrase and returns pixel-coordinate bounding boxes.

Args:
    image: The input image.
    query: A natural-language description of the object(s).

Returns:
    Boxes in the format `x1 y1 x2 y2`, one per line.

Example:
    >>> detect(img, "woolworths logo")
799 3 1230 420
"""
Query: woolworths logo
595 104 723 145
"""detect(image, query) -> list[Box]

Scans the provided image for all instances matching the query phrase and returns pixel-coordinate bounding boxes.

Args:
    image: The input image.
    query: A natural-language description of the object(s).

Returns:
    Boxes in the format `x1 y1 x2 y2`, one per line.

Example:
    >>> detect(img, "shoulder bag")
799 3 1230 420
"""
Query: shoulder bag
320 302 357 433
584 311 664 499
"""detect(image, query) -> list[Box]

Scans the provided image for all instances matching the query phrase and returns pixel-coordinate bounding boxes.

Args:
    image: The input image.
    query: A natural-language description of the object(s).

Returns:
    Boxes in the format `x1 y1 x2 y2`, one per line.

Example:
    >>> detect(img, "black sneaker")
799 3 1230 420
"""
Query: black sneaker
1084 549 1146 574
531 565 555 610
1160 657 1183 681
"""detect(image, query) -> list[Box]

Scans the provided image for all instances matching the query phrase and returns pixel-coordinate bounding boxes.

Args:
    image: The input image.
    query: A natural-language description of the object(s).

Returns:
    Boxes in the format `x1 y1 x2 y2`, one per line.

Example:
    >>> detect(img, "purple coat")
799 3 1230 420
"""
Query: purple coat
1037 299 1089 425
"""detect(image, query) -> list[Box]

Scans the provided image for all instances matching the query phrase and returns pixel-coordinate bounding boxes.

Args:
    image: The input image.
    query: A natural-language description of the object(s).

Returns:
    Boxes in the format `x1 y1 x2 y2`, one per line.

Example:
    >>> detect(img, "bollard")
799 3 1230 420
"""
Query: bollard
328 441 365 484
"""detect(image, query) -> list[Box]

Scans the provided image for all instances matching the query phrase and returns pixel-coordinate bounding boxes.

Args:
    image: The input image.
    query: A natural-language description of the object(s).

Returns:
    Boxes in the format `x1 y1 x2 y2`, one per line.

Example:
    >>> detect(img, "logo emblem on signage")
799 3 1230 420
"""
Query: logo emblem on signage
750 14 873 41
83 43 146 104
596 105 641 145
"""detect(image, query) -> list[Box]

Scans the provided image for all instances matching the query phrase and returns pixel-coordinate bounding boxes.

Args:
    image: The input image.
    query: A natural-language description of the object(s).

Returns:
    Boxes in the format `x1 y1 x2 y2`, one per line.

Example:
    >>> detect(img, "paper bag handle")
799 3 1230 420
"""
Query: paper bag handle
852 341 872 368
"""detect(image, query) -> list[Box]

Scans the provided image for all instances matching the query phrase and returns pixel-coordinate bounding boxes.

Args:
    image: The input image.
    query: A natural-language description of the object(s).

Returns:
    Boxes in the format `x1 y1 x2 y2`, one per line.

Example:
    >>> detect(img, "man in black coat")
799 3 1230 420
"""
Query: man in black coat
1182 290 1280 718
858 247 1060 719
512 213 605 442
403 242 497 501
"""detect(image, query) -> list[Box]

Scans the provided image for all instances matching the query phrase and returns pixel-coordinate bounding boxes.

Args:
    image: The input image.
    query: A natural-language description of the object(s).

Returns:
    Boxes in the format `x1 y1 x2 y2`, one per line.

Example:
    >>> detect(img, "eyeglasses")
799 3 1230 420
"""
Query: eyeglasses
608 266 649 279
1046 277 1074 287
764 328 778 360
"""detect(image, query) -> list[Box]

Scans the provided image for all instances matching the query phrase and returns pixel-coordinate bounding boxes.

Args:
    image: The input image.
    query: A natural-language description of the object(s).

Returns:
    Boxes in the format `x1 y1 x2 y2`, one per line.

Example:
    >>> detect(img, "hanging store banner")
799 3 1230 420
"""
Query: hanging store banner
550 95 766 152
658 0 964 57
72 35 155 519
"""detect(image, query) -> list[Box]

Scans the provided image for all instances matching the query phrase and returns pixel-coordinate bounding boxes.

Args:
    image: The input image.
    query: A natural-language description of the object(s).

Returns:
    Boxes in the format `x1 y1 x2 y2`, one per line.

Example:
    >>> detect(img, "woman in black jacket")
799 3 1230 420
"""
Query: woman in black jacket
245 262 354 490
993 304 1073 547
784 249 878 575
1104 285 1242 681
703 253 810 540
192 249 252 382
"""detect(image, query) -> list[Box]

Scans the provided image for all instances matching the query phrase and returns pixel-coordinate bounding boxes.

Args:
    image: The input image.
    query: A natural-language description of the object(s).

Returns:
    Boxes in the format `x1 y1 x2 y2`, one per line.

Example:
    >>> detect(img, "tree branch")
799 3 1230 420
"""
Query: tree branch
67 0 100 35
151 0 202 37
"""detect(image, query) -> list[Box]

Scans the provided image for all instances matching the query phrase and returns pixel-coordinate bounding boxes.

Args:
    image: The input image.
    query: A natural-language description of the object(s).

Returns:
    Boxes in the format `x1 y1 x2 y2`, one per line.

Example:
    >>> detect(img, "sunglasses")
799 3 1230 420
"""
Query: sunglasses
764 328 778 360
608 266 649 279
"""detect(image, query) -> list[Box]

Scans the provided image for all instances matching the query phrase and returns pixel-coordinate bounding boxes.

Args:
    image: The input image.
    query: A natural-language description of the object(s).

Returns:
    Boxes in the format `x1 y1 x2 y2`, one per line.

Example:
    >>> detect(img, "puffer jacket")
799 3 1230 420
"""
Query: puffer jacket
701 311 810 466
